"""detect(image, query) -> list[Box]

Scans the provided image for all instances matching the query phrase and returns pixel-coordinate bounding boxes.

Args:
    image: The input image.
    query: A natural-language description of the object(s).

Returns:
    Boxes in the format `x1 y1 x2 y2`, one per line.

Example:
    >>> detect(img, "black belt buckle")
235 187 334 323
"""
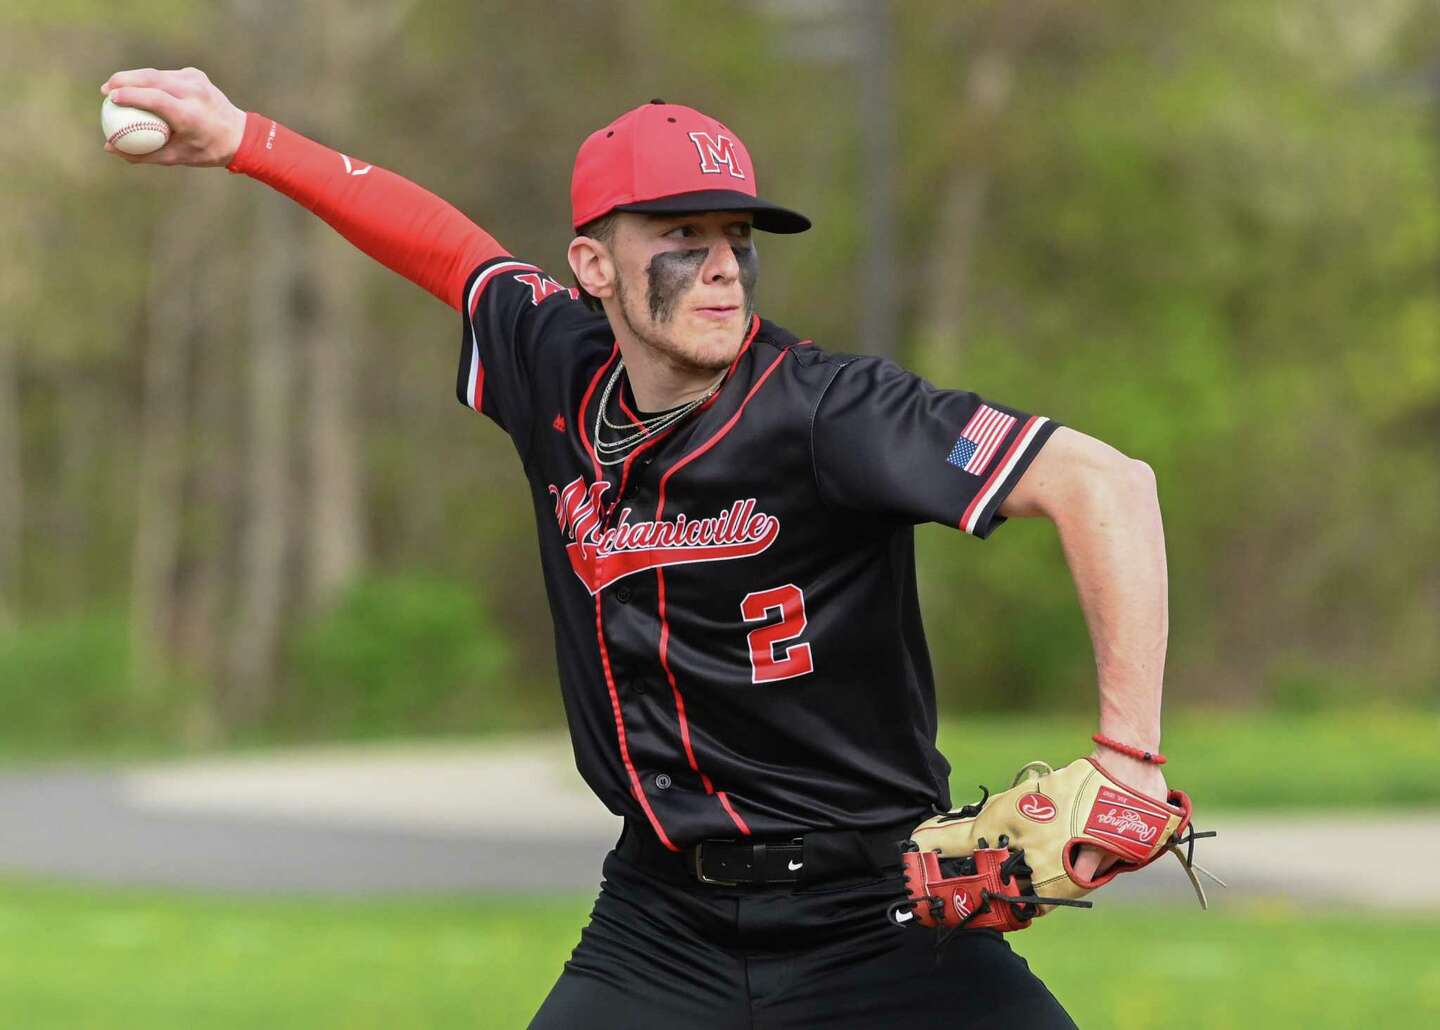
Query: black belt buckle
692 842 741 886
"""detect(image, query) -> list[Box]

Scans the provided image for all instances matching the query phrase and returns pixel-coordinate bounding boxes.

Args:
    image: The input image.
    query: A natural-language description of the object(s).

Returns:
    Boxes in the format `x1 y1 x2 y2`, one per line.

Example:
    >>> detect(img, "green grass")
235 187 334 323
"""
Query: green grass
1021 901 1440 1027
938 707 1440 809
0 879 1435 1028
0 880 579 1029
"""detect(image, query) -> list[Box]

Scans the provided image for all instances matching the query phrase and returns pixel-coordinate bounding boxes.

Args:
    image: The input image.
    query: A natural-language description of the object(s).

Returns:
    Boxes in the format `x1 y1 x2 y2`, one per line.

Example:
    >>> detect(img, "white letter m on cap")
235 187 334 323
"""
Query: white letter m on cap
688 131 746 179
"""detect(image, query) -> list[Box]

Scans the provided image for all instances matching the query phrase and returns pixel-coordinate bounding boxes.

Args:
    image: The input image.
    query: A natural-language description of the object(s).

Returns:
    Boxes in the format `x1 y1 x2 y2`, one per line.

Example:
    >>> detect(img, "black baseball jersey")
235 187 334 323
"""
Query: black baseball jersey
456 256 1059 851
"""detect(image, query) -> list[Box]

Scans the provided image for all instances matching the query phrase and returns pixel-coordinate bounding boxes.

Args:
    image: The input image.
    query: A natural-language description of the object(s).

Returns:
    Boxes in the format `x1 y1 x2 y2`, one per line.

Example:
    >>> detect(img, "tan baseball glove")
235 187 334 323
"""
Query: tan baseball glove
889 756 1221 933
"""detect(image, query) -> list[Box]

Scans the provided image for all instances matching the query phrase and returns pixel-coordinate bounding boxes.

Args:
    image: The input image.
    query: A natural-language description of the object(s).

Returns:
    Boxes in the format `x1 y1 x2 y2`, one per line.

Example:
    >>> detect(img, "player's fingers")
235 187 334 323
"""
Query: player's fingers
102 68 170 95
103 68 193 98
175 66 212 93
1071 844 1118 882
105 86 185 127
104 67 210 99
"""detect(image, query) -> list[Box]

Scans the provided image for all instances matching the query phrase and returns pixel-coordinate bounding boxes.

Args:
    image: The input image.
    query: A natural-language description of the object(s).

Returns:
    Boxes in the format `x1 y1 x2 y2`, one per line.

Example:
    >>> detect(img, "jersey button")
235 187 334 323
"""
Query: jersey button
615 586 632 604
654 773 672 790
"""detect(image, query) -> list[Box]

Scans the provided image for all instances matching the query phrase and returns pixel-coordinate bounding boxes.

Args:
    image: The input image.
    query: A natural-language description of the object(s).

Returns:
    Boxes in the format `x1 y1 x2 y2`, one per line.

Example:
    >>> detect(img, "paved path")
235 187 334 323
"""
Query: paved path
0 739 617 895
3 738 1436 909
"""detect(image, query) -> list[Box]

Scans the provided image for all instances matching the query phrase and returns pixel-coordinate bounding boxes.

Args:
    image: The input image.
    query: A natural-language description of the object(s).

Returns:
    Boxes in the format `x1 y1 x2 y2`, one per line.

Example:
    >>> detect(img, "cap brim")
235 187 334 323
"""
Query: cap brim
613 189 811 234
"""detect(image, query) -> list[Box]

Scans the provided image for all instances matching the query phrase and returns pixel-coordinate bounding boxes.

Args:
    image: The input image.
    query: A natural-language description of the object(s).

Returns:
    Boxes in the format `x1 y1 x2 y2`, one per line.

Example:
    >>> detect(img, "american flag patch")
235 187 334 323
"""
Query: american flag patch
946 405 1017 476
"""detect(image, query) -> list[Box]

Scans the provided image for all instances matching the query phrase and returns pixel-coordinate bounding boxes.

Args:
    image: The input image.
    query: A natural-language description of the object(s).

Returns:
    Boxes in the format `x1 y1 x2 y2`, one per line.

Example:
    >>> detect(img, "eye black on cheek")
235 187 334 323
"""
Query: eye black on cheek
646 247 707 323
735 245 759 311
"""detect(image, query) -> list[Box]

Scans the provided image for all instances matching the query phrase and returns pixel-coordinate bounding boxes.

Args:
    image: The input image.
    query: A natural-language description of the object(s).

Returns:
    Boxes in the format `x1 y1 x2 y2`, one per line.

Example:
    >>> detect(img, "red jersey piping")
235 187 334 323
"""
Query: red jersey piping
651 343 794 837
578 345 621 477
577 317 765 844
594 593 680 851
574 343 679 850
603 317 757 505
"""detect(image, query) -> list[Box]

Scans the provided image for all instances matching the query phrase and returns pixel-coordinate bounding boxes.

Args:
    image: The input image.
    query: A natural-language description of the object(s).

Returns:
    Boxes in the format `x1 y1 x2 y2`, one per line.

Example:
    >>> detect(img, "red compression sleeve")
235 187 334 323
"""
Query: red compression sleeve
226 112 507 311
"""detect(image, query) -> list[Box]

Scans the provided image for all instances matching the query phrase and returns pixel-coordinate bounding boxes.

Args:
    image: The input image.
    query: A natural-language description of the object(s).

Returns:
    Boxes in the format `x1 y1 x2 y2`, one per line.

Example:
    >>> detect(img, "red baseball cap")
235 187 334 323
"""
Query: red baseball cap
571 99 810 234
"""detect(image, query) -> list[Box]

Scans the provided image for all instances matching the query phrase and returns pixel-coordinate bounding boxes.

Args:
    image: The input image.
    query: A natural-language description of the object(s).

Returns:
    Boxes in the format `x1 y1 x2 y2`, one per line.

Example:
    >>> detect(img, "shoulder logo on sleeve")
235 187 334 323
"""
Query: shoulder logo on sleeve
946 404 1017 476
514 272 579 306
552 414 567 433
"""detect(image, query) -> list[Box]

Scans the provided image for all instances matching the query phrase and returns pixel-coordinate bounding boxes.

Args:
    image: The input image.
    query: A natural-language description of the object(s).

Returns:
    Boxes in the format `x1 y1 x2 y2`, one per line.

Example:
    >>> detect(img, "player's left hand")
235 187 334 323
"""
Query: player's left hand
1071 748 1169 881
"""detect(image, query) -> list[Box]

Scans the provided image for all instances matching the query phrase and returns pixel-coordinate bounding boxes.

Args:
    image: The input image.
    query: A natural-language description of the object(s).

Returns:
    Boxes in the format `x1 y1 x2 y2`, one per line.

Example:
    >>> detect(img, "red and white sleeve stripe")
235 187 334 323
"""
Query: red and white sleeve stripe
959 416 1051 535
459 260 541 412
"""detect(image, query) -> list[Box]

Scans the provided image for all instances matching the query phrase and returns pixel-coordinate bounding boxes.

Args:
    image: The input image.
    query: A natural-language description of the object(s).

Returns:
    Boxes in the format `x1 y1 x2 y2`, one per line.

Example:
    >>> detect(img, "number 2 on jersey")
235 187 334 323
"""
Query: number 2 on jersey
740 584 814 683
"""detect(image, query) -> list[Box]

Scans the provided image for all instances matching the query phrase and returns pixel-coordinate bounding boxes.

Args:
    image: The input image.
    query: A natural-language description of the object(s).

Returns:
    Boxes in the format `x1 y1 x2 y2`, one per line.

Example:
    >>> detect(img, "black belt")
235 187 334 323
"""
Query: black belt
620 818 918 888
689 838 810 886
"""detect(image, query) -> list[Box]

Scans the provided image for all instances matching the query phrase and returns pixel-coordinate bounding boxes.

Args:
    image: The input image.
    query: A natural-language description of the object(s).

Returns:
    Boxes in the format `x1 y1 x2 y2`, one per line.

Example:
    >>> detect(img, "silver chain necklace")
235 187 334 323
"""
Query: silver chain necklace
600 388 686 432
592 360 722 466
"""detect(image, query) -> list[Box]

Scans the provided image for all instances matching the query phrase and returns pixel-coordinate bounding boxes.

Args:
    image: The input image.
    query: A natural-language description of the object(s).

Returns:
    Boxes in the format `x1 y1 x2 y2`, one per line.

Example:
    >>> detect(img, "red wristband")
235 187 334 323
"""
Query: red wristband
1091 733 1167 765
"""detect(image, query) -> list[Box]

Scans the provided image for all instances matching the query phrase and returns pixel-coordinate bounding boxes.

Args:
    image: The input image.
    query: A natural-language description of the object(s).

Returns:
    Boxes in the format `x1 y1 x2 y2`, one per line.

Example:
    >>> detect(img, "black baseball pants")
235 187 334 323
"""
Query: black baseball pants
529 821 1077 1029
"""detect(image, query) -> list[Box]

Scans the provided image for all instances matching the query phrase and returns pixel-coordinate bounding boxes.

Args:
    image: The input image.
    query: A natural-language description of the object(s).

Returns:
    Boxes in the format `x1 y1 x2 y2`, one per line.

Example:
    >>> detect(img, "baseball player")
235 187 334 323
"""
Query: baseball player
105 67 1177 1029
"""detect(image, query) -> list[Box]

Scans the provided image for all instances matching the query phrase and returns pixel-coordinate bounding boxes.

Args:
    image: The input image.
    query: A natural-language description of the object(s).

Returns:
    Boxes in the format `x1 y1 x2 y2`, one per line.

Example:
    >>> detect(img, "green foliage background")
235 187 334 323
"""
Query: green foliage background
2 0 1438 750
281 577 516 740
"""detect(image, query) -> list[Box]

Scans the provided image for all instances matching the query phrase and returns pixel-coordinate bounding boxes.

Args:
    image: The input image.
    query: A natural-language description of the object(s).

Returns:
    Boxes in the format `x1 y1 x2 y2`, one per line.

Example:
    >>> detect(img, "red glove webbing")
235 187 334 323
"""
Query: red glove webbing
226 112 507 312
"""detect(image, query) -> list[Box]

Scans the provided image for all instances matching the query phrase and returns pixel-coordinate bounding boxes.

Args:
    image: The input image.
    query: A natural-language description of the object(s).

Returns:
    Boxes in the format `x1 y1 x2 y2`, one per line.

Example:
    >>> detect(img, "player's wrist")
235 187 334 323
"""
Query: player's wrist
1090 732 1166 765
218 108 253 170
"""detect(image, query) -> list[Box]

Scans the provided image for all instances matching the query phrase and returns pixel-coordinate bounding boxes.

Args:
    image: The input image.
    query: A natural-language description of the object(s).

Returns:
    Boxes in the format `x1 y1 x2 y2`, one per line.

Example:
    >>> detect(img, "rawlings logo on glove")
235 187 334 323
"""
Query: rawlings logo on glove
1017 792 1055 821
888 756 1223 934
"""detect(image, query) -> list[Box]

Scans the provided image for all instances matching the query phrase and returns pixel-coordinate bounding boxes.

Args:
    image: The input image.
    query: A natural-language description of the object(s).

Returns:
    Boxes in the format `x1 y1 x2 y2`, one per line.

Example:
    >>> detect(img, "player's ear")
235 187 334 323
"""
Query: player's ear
567 235 616 301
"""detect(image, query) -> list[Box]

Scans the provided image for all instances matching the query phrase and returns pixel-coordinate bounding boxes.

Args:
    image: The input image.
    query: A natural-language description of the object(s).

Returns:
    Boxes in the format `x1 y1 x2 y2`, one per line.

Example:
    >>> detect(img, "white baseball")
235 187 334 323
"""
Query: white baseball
101 95 171 155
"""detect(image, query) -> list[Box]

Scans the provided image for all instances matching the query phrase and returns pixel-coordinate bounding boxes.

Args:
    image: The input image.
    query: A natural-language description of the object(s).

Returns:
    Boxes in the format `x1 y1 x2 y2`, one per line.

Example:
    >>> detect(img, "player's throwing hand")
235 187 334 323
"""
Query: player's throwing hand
101 67 246 168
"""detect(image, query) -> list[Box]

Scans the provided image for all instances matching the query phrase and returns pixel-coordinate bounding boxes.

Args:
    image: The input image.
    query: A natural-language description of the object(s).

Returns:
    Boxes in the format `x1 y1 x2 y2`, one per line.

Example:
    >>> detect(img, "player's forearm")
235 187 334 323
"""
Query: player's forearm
226 113 506 310
1052 456 1168 750
1000 430 1169 747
